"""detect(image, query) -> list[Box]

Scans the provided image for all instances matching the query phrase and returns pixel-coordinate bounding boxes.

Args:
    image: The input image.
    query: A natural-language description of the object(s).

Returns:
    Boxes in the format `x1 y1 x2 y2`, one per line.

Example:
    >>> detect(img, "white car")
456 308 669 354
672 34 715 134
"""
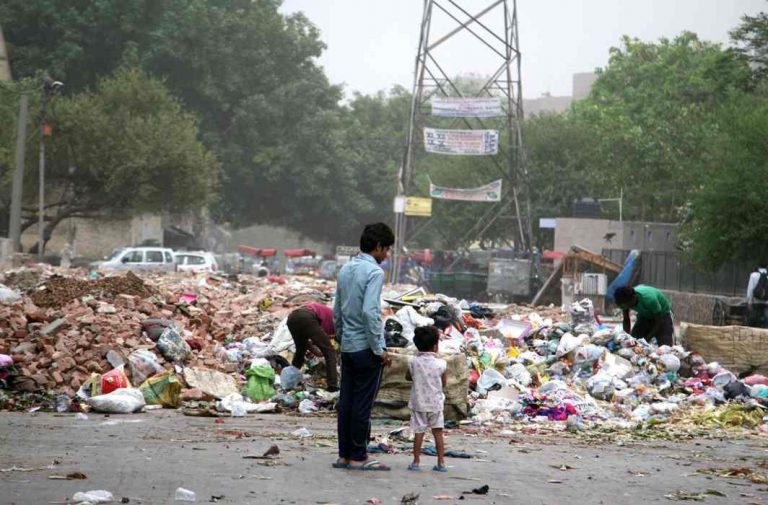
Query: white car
174 251 218 273
93 247 176 272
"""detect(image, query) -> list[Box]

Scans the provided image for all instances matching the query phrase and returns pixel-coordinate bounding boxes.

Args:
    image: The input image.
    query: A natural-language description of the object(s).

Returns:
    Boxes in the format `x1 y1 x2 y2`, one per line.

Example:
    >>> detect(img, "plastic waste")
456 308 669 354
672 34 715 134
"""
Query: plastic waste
128 349 164 385
555 333 584 358
139 370 181 408
245 363 276 401
156 327 191 363
279 366 302 391
751 384 768 399
88 388 145 414
230 401 247 417
218 393 277 414
72 490 114 504
566 415 586 432
631 404 653 422
651 402 679 414
0 284 21 305
105 350 126 369
292 427 313 437
745 374 768 386
298 399 318 414
76 413 89 420
175 487 197 502
56 394 71 413
586 371 615 401
100 366 130 395
477 369 507 395
712 371 736 388
504 363 532 387
658 354 681 373
569 298 596 326
395 306 435 341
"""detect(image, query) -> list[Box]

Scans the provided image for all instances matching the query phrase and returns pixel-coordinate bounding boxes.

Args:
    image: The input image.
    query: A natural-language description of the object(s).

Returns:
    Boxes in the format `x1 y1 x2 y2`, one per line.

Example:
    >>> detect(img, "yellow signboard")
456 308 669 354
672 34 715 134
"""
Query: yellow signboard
405 197 432 217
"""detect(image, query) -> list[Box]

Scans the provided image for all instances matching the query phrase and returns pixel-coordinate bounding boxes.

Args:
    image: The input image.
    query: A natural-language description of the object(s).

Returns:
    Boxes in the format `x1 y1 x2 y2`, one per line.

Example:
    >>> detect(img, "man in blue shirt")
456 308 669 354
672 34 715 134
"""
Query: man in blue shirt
333 223 394 471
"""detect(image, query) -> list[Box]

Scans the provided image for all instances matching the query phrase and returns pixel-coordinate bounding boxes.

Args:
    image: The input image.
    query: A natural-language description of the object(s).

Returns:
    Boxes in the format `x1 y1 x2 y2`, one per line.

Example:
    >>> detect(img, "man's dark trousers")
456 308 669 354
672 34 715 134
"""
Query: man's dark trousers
337 349 383 462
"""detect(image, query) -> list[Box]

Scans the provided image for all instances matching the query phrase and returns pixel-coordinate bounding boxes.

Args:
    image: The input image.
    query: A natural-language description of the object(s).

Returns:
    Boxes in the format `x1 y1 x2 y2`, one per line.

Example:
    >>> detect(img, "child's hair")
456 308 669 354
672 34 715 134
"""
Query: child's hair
413 325 440 352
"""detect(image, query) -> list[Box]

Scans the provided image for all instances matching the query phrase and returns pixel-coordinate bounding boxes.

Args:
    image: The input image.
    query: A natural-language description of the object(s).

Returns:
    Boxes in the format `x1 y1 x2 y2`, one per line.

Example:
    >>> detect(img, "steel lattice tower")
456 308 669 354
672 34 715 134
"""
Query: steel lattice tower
392 0 531 282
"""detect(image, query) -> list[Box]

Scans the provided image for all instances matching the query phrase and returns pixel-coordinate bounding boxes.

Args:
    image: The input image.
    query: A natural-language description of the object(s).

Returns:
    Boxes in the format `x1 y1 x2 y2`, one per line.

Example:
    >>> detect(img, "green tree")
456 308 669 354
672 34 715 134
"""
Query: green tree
25 68 217 252
731 9 768 82
681 91 768 269
574 33 752 222
1 0 356 241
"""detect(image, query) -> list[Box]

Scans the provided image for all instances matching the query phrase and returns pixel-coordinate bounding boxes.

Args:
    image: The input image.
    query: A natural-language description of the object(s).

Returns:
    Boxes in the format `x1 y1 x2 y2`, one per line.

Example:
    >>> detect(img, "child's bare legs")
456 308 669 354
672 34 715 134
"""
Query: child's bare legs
433 428 445 468
411 432 425 468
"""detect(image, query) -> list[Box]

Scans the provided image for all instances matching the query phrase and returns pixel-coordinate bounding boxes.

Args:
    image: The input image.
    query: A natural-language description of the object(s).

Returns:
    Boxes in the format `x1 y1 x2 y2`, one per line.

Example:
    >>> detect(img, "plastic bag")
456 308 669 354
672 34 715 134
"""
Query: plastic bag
279 366 302 390
555 333 584 358
505 363 532 387
139 371 181 408
100 366 130 395
88 388 145 414
569 298 596 326
395 306 435 341
128 349 164 385
140 319 178 342
0 354 13 367
658 354 681 373
174 487 196 502
156 327 191 363
72 490 114 504
585 371 615 400
245 365 276 401
298 399 318 414
218 393 277 413
477 369 507 395
0 284 21 305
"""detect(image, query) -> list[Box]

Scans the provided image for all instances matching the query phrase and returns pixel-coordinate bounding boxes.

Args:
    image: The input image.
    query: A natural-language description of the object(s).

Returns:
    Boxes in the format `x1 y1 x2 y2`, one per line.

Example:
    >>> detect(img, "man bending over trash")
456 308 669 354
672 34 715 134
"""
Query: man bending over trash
615 285 674 346
286 303 338 392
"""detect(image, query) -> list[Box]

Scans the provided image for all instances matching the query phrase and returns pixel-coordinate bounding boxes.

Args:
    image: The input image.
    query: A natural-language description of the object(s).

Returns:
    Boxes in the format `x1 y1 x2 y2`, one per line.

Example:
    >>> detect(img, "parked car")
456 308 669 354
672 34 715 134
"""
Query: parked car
92 247 176 272
174 251 218 273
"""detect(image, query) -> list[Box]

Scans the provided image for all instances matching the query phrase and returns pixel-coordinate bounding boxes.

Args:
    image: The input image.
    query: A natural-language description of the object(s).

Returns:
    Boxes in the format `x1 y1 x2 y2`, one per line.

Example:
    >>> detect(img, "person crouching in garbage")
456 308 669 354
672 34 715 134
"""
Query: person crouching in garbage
406 326 448 472
614 285 675 346
286 303 339 392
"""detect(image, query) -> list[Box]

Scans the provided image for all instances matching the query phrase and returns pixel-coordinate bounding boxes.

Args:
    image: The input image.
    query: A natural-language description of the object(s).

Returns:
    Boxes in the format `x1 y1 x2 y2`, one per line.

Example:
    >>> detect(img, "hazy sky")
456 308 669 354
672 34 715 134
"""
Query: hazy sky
280 0 766 99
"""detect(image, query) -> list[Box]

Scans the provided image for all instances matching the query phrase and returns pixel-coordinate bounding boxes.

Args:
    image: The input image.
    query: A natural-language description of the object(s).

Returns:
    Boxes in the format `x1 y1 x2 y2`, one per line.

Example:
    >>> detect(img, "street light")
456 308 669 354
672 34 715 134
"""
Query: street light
37 78 63 258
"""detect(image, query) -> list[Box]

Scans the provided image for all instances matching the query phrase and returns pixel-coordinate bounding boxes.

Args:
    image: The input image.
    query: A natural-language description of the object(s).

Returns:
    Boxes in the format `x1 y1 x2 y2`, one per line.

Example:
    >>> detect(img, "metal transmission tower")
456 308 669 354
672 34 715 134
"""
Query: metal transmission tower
392 0 531 282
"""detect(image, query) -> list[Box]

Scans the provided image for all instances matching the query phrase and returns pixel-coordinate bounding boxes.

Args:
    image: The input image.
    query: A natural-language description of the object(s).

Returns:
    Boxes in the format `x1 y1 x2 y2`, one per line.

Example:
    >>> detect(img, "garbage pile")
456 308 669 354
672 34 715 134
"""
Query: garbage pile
0 266 334 411
456 298 768 433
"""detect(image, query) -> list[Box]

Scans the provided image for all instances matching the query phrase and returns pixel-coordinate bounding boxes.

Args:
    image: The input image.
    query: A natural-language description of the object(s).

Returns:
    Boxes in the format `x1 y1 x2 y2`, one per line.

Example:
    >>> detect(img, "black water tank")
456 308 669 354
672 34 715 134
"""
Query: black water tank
572 197 602 218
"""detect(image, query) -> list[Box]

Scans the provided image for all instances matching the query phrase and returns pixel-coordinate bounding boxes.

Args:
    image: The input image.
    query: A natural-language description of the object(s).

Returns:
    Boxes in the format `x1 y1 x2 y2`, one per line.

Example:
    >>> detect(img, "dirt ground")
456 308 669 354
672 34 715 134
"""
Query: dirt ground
1 411 768 505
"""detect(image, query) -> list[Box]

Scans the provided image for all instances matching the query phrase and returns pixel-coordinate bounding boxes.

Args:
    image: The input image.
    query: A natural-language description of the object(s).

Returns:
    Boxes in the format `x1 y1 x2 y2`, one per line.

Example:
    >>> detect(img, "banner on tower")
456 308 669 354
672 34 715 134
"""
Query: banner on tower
424 128 499 156
429 178 502 202
431 96 503 118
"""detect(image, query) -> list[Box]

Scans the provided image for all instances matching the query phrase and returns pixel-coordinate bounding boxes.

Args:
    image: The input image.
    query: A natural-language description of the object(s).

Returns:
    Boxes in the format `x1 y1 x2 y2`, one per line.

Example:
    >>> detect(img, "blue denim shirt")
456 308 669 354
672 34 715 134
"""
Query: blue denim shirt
333 252 385 355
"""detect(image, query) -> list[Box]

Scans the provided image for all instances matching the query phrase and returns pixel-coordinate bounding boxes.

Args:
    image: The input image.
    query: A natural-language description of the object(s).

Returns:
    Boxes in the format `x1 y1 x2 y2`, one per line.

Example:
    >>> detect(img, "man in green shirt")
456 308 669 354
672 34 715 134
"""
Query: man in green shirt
614 285 675 346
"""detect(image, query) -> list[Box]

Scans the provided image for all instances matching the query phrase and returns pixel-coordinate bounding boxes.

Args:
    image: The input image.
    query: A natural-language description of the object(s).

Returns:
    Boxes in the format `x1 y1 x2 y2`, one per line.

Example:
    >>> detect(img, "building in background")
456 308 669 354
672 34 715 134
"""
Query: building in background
523 72 597 117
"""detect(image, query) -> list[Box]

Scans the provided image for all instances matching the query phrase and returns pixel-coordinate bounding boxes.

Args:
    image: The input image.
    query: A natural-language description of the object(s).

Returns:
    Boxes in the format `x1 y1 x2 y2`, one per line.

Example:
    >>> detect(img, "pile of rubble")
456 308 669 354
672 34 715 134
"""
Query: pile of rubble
0 267 333 398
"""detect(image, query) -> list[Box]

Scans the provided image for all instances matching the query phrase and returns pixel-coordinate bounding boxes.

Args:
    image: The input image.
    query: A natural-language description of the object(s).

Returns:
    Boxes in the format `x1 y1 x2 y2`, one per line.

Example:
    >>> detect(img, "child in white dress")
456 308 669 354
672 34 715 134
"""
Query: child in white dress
406 325 448 472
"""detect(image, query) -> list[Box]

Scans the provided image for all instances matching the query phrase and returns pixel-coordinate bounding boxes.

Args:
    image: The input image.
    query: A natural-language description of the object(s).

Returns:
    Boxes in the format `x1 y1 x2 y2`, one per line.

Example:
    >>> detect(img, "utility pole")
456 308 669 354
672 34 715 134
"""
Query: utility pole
37 86 46 258
392 0 530 283
9 93 29 252
36 78 63 258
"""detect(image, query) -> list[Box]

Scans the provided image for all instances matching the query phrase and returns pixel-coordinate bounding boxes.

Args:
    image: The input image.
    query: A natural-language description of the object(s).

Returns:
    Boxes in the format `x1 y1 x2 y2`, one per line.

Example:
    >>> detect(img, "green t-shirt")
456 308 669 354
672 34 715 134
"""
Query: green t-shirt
630 285 671 319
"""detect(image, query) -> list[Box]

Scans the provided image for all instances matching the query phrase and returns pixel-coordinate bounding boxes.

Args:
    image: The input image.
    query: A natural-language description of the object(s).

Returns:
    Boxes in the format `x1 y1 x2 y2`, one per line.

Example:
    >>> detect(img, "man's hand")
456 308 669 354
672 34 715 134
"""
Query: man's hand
380 350 393 367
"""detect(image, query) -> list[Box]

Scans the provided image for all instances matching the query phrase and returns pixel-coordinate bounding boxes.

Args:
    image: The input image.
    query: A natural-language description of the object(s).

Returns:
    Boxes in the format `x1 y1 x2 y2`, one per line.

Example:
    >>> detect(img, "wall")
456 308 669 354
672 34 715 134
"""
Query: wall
662 289 743 326
553 217 624 254
621 222 678 251
21 214 163 259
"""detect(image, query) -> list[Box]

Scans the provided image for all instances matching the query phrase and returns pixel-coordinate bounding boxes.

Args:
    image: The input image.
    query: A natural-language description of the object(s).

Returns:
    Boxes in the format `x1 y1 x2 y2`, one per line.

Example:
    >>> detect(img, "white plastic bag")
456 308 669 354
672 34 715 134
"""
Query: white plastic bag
394 306 434 342
218 393 277 414
0 284 21 305
505 363 532 387
175 487 197 502
88 388 145 414
72 490 114 504
477 369 507 395
298 399 318 414
127 349 164 385
555 333 584 358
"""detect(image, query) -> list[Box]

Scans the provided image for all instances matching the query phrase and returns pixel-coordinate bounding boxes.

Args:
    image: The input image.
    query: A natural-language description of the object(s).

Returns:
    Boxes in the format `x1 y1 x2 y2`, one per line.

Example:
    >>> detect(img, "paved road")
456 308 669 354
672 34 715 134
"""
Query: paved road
1 411 767 504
